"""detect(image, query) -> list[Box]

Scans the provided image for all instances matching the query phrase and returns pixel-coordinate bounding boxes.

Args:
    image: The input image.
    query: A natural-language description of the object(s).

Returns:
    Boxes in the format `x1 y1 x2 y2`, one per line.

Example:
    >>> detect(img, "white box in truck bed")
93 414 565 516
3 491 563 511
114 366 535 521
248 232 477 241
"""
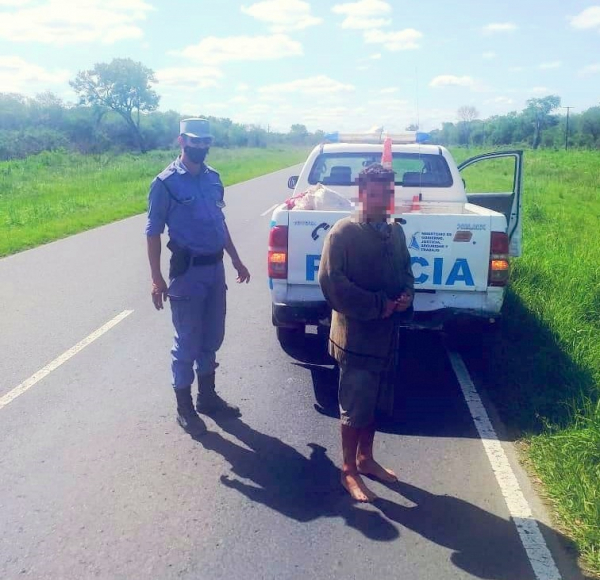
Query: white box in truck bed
268 139 523 338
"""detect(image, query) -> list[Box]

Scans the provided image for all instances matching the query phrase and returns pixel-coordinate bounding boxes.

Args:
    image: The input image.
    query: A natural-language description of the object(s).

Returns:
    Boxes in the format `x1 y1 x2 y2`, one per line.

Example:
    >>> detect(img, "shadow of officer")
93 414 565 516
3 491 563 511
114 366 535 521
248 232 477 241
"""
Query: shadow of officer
193 417 399 542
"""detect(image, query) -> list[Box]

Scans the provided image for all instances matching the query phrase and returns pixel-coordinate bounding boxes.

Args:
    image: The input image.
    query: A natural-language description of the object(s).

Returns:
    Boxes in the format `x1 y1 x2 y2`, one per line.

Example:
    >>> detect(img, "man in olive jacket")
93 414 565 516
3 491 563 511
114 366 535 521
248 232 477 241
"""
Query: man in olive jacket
318 163 414 502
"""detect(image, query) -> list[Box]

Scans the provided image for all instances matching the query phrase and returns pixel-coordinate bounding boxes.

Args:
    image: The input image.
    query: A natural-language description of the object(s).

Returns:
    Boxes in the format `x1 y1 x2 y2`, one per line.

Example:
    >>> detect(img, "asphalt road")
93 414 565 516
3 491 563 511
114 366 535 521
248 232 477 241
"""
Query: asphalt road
0 165 589 580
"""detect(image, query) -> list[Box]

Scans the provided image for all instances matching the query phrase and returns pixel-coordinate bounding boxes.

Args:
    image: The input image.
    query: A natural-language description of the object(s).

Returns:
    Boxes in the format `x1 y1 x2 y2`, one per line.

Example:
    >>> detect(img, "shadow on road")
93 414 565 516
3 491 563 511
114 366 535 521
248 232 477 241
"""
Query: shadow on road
288 330 482 440
374 479 591 580
191 417 589 579
193 417 399 542
456 289 598 436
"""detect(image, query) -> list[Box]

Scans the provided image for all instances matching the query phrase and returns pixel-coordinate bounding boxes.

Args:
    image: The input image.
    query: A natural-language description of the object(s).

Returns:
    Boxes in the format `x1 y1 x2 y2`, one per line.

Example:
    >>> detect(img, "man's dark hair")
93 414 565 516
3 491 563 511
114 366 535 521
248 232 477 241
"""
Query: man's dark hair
358 162 395 184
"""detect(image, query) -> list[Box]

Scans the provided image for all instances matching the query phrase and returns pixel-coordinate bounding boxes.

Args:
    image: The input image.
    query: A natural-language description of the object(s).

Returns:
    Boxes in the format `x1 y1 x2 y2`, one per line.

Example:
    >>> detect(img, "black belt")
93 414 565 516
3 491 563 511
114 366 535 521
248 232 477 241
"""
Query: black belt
191 250 224 266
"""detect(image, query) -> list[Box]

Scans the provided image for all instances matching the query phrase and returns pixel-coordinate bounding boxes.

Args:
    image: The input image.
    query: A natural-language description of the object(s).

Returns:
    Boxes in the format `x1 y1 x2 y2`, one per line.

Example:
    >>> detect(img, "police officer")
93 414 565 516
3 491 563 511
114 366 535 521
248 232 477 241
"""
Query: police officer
145 118 250 436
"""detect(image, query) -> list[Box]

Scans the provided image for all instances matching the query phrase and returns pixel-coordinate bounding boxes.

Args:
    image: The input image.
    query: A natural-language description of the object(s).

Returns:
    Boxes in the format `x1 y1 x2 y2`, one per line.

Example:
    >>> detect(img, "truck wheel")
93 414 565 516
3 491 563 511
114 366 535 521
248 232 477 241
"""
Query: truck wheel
276 326 305 346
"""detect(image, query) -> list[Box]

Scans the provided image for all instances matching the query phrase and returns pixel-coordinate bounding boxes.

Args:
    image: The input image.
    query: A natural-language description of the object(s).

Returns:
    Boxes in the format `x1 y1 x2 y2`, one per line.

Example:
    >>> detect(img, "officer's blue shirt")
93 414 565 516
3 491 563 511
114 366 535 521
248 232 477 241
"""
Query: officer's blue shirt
145 157 227 297
145 157 227 255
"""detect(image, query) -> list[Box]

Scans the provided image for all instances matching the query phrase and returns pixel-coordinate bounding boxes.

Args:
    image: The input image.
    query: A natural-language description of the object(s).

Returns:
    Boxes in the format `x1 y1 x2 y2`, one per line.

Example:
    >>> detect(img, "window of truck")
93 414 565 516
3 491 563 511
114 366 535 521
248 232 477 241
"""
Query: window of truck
308 153 454 187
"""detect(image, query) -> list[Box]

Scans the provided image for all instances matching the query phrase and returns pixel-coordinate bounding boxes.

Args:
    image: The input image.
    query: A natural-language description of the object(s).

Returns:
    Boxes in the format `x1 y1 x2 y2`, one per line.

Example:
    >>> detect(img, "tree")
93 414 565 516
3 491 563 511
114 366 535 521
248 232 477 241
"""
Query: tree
289 123 308 144
523 95 560 149
70 58 159 153
581 106 600 145
0 93 30 130
457 105 479 146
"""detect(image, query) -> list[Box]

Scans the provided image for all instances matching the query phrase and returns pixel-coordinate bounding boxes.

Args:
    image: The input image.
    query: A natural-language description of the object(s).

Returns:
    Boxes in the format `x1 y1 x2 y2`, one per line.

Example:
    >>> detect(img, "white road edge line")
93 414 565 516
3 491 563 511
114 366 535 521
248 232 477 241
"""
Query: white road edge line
0 310 134 411
446 348 562 580
261 203 279 217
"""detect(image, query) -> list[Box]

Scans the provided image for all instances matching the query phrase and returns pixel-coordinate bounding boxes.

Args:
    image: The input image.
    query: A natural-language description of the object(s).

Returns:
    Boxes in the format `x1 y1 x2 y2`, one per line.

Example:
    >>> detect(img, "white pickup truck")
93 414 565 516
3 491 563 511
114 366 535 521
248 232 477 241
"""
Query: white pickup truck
268 132 523 344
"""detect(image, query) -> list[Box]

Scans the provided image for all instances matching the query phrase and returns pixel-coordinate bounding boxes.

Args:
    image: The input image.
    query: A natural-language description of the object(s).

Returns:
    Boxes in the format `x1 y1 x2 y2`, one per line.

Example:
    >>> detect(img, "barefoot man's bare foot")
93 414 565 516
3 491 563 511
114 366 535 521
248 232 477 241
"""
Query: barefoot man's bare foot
357 458 398 483
341 472 378 502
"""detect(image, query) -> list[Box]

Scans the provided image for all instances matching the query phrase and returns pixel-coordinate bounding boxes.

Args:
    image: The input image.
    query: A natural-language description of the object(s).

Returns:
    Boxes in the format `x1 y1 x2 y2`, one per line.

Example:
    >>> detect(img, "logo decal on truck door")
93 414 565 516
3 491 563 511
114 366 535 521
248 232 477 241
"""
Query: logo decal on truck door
409 234 420 251
311 223 331 240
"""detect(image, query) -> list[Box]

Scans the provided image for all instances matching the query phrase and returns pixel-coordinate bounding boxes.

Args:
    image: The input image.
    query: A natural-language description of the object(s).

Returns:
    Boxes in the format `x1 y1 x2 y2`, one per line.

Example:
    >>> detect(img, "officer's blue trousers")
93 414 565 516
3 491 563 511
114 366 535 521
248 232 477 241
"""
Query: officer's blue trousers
169 266 226 390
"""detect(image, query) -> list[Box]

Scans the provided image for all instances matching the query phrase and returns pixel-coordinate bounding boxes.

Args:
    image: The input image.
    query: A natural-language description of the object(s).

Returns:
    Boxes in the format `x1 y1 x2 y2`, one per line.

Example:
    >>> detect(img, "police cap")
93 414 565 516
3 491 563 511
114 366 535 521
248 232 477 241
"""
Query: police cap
180 117 213 139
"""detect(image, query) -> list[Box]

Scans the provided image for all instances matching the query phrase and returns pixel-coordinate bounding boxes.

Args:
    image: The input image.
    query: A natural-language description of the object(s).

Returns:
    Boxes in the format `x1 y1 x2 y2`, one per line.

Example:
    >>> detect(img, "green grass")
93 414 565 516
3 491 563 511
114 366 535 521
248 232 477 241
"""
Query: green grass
0 147 308 257
452 148 600 575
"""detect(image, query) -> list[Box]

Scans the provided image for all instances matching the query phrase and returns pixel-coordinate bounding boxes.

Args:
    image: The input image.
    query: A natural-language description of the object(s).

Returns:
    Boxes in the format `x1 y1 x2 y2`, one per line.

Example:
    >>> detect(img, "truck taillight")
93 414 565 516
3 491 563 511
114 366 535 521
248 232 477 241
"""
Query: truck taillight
268 225 288 279
489 232 509 287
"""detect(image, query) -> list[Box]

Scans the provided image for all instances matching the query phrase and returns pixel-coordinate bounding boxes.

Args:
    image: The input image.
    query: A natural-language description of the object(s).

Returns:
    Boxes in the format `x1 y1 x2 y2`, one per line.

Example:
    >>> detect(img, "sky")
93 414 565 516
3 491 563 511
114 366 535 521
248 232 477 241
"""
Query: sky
1 0 599 133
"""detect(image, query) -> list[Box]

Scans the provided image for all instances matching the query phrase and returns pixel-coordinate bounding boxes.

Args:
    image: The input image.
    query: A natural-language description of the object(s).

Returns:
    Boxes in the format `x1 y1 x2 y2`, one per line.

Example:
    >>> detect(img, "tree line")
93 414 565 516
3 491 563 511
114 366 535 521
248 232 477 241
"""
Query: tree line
430 97 600 149
0 58 315 161
1 57 599 161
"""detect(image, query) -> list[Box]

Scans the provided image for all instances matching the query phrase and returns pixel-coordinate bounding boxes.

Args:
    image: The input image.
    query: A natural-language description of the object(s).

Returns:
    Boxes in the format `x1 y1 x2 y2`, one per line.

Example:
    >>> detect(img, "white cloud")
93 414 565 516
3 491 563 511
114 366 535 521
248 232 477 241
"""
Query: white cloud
482 22 517 34
229 96 249 104
530 86 550 94
370 53 381 59
430 75 475 88
579 63 600 75
570 6 600 31
241 0 322 32
509 66 525 72
363 28 422 50
236 83 250 92
380 87 398 94
258 75 354 95
0 56 69 92
155 67 223 90
179 34 303 64
332 0 392 30
485 96 514 105
482 51 496 59
0 0 153 44
539 61 561 69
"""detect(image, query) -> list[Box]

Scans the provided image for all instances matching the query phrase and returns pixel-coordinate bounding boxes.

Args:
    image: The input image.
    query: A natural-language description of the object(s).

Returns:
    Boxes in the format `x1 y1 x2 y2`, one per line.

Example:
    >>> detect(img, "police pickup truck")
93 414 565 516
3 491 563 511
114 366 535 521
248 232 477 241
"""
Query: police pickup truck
268 131 522 344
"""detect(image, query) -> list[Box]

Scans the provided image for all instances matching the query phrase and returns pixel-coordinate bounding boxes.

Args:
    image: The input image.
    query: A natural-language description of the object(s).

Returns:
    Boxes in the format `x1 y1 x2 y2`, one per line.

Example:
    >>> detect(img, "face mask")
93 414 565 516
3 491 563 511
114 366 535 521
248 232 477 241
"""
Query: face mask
184 146 208 165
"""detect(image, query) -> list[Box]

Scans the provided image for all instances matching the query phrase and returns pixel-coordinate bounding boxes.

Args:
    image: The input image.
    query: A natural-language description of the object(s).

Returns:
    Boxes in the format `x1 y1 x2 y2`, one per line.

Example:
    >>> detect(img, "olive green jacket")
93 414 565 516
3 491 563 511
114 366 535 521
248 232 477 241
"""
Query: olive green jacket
318 217 414 371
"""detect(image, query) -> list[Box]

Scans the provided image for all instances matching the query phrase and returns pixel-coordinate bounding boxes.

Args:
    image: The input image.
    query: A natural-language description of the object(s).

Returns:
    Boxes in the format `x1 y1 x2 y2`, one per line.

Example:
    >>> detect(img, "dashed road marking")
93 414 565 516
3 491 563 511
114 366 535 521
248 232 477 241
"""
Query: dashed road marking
0 310 134 411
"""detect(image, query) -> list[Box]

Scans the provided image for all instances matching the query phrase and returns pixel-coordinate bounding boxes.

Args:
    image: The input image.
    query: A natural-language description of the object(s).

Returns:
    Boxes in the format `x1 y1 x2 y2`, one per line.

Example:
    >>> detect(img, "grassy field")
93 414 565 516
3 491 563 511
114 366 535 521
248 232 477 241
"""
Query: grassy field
0 147 308 257
452 147 600 576
1 146 598 574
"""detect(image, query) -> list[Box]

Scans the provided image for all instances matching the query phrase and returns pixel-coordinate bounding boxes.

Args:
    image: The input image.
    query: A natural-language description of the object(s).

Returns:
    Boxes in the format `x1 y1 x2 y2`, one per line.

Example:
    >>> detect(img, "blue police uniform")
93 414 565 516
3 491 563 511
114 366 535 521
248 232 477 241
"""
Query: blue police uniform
145 157 227 389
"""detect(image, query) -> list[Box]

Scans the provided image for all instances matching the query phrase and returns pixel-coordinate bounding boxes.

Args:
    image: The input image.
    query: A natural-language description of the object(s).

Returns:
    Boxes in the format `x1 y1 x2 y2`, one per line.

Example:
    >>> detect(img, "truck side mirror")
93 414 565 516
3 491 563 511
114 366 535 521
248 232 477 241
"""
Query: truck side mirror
288 176 298 189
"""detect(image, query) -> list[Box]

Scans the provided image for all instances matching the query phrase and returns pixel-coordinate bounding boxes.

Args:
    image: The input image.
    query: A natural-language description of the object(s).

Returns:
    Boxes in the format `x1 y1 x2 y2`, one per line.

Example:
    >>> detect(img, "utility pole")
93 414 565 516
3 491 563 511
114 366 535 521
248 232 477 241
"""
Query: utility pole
562 106 573 150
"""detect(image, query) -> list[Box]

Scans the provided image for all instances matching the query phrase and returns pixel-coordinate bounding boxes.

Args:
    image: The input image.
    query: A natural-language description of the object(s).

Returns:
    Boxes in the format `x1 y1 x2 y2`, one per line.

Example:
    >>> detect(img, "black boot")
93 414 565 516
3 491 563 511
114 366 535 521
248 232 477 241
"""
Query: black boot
175 387 207 435
196 372 241 417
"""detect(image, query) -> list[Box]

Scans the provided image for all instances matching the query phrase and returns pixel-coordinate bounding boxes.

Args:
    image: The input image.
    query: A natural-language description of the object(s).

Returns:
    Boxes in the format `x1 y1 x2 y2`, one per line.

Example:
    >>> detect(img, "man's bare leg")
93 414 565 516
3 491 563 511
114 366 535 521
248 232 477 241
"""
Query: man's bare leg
341 424 377 502
357 424 398 483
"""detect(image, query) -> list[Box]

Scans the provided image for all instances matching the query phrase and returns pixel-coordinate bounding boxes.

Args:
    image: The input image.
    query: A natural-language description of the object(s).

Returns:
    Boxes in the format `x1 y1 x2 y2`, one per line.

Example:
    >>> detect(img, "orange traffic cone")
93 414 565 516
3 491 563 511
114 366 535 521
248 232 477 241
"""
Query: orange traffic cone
411 194 421 211
381 136 393 169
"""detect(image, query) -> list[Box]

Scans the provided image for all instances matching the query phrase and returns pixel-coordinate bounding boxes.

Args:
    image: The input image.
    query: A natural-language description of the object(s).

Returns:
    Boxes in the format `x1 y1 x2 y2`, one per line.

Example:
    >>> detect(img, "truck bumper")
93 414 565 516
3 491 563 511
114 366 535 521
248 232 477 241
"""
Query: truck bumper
272 302 500 330
272 302 331 328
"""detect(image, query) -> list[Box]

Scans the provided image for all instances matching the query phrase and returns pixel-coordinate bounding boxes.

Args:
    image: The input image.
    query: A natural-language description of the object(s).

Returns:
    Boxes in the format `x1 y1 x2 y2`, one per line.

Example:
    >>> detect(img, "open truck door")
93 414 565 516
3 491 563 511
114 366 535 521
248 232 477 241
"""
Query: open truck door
458 150 523 257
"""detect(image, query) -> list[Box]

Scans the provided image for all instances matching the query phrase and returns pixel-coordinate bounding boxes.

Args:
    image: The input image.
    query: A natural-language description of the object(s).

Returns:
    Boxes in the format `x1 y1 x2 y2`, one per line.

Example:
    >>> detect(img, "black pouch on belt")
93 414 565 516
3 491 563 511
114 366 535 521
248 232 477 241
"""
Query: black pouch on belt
167 240 191 278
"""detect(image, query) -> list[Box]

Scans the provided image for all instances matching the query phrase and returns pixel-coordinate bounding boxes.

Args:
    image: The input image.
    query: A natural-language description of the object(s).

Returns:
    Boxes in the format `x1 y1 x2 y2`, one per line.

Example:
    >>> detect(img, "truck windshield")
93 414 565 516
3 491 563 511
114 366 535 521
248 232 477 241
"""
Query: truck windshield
308 153 453 187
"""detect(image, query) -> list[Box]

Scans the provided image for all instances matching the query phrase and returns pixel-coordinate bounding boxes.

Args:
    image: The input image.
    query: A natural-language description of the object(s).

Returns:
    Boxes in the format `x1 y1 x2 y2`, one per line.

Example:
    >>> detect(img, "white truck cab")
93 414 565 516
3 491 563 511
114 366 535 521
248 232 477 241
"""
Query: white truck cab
268 131 523 343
